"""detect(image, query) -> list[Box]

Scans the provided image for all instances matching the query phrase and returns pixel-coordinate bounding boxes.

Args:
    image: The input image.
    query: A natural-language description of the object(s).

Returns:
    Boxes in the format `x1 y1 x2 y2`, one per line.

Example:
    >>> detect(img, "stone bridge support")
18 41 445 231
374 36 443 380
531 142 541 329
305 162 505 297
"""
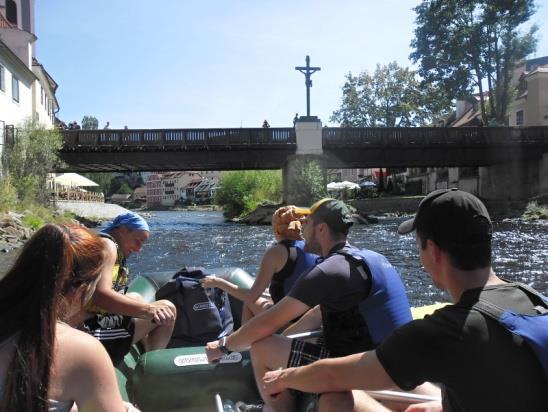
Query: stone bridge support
478 153 548 201
282 117 326 204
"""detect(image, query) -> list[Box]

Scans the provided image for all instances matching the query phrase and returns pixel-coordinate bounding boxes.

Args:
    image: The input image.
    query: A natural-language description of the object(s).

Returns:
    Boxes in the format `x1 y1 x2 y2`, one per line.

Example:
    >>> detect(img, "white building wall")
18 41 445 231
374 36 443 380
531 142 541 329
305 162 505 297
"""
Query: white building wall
31 79 54 128
0 29 33 67
0 55 33 126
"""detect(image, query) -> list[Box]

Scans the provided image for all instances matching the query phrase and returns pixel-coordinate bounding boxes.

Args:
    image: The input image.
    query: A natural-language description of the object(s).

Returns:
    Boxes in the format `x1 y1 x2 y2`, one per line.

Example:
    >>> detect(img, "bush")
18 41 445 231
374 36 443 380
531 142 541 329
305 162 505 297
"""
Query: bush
215 170 282 217
523 201 548 220
22 214 44 230
2 119 63 205
0 177 18 212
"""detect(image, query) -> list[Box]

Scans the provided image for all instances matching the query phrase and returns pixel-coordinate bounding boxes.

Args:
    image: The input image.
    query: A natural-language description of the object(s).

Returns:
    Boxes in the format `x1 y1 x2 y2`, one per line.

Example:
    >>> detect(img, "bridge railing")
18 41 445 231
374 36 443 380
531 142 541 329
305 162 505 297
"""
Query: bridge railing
62 128 296 150
322 126 548 147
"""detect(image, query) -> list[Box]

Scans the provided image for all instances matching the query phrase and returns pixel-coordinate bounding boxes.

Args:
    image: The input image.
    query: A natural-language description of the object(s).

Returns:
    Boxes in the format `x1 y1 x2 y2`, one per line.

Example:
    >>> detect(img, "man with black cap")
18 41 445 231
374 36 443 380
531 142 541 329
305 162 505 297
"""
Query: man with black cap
262 189 547 412
206 199 413 411
79 212 176 365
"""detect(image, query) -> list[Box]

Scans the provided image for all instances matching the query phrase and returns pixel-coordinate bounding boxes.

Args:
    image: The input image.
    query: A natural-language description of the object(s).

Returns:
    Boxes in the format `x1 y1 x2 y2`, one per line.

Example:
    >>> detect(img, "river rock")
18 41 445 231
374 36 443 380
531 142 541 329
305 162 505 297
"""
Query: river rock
239 203 281 225
2 226 24 238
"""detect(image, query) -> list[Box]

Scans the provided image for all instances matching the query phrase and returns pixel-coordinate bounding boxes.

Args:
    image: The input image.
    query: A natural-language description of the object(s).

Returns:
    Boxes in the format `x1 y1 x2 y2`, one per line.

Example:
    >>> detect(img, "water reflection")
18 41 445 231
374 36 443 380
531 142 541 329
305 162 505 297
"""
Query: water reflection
123 211 547 307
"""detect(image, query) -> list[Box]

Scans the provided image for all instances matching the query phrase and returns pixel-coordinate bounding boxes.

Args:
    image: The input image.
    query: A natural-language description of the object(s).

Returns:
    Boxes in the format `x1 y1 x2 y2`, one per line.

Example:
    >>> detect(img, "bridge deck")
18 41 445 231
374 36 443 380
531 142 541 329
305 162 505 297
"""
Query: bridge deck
57 126 548 171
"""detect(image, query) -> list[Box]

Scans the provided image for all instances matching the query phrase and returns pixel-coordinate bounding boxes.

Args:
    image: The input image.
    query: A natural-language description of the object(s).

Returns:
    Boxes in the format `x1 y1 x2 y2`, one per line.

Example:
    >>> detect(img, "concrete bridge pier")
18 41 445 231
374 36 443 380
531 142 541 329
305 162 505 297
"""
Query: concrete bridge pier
479 153 548 201
282 117 326 205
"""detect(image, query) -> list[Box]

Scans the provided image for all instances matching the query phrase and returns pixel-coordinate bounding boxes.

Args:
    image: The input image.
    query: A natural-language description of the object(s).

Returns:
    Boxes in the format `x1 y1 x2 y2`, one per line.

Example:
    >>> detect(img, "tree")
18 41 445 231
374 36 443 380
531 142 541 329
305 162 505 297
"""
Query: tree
81 115 99 130
331 62 450 127
81 172 113 196
2 120 63 204
285 158 327 206
116 182 133 195
410 0 538 124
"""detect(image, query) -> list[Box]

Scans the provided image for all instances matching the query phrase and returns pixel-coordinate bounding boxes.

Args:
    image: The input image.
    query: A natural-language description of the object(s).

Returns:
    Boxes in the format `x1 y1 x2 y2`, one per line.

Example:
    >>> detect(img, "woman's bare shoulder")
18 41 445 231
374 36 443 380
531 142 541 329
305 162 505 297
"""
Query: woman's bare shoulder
55 323 110 366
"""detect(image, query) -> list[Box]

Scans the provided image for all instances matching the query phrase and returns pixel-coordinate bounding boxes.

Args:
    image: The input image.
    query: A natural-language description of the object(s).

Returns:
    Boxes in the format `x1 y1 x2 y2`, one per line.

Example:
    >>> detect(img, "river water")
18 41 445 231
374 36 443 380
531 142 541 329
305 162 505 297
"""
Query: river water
0 210 545 307
124 211 547 307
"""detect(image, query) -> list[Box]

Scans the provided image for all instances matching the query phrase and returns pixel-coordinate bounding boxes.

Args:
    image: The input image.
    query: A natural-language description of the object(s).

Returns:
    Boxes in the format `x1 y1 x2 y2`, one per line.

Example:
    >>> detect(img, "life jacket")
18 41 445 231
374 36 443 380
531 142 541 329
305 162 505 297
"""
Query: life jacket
269 240 318 304
322 246 412 357
472 282 548 381
85 233 129 313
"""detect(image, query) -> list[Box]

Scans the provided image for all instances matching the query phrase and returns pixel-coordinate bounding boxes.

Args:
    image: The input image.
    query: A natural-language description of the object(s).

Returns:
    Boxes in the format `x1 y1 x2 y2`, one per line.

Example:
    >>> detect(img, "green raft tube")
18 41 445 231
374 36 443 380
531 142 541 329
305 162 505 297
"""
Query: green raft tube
116 268 264 412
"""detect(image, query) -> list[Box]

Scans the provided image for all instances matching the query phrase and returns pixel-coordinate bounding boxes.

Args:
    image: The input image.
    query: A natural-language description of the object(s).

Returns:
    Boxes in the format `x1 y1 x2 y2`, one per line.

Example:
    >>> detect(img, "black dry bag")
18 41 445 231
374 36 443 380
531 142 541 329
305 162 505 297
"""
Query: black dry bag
156 267 234 348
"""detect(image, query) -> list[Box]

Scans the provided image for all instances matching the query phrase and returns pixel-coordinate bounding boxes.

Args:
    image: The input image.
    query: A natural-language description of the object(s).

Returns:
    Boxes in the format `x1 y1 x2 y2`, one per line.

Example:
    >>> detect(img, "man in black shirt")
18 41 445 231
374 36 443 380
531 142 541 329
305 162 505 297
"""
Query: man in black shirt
263 189 547 412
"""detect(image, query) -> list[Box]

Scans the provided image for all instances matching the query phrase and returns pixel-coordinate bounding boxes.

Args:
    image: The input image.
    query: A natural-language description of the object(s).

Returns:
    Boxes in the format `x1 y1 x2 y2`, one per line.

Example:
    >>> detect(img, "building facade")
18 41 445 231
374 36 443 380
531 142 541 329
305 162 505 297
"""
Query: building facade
508 57 548 127
0 0 58 169
146 173 162 208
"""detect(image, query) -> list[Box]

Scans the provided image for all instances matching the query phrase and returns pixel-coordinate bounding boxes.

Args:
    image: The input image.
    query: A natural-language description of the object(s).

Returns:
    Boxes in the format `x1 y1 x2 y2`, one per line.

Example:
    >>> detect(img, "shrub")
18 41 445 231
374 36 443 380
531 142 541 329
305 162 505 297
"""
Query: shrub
22 214 44 230
215 170 282 217
2 119 63 205
0 177 18 212
523 201 548 220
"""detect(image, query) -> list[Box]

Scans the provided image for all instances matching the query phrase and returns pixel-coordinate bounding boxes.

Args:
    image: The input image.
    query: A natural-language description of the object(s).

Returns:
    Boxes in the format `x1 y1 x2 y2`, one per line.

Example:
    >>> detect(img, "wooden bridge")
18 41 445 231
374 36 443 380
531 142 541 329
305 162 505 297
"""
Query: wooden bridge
58 126 548 172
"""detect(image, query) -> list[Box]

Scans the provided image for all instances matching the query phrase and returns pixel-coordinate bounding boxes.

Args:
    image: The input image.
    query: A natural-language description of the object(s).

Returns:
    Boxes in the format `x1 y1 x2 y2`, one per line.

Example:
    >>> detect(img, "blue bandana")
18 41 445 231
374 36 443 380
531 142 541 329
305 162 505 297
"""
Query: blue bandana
102 212 149 233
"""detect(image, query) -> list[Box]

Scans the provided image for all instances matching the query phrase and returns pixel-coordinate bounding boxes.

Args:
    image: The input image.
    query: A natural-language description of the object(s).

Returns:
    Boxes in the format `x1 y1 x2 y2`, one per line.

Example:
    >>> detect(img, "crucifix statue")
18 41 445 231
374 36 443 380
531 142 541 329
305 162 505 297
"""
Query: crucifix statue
295 55 321 117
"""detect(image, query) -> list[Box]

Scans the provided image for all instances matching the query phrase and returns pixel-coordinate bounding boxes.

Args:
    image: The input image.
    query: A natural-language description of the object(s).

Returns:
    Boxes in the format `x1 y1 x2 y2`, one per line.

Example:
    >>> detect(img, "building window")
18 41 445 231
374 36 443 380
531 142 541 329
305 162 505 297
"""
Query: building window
41 86 44 105
516 110 524 126
0 65 5 91
12 76 19 102
6 0 18 25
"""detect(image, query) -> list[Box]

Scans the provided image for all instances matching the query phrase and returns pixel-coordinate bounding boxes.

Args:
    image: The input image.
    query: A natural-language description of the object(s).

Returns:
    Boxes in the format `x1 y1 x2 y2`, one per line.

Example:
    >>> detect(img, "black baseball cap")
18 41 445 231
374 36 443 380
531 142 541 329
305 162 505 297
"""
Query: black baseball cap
294 198 354 235
398 188 492 244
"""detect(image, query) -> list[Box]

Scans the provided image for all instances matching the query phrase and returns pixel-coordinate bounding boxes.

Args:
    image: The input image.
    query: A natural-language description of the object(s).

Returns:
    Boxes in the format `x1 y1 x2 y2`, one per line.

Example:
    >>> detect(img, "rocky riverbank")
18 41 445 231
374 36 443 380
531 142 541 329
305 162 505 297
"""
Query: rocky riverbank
0 212 34 253
0 202 135 254
235 202 376 225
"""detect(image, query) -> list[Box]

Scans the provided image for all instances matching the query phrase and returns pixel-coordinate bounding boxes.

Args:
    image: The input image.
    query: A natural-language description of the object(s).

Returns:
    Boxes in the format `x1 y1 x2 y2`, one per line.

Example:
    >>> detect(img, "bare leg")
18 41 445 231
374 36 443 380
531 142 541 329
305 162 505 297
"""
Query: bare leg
319 390 390 412
250 335 295 412
242 298 274 325
132 299 176 351
241 304 254 324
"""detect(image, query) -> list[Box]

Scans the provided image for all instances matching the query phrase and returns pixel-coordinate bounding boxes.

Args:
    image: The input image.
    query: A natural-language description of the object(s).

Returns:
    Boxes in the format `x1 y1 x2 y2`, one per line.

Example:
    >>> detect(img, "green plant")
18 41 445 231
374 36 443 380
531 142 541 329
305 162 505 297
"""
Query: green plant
285 159 327 206
3 119 63 205
215 170 282 217
22 214 44 230
0 177 18 212
523 201 548 220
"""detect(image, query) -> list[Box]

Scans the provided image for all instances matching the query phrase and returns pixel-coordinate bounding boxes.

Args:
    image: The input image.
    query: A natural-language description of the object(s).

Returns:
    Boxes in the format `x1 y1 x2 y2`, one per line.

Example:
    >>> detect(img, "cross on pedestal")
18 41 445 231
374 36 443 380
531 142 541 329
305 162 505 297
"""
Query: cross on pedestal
295 55 321 117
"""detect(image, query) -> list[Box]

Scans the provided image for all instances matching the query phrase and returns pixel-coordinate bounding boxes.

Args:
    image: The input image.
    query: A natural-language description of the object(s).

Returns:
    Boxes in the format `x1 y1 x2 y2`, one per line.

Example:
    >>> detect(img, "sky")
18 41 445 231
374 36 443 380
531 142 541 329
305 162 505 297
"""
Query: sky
35 0 548 129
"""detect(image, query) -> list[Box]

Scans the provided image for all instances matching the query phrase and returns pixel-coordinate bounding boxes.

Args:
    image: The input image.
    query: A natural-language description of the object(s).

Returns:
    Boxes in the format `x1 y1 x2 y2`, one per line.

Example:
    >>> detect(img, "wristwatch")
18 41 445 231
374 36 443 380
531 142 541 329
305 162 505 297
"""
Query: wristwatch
218 336 231 355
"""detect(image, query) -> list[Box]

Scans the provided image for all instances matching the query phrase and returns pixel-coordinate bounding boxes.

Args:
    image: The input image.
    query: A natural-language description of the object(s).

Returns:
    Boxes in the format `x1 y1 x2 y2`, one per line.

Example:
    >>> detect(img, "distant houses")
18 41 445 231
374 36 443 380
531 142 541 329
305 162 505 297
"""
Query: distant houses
145 171 219 208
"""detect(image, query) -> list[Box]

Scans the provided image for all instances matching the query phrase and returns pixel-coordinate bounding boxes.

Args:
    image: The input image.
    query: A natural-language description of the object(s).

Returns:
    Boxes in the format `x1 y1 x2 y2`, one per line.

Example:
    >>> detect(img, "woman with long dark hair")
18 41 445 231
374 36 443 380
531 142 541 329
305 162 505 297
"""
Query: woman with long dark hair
0 224 129 412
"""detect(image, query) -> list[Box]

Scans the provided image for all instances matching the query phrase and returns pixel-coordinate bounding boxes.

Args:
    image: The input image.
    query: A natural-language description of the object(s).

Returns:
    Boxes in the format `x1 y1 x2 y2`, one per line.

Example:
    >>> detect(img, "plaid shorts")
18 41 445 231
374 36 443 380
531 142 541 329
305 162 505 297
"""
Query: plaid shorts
287 339 330 368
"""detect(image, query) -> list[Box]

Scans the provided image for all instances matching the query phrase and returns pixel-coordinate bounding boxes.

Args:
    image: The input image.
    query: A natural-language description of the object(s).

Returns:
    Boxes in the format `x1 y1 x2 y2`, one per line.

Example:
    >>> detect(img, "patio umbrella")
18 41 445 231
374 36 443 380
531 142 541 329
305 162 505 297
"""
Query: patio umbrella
54 173 99 187
327 181 360 191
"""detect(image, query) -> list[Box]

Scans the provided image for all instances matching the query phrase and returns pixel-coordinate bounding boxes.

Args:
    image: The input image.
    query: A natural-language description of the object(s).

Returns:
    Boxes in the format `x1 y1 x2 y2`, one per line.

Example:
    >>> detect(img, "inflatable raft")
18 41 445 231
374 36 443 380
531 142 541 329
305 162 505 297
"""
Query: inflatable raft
116 268 443 411
116 268 259 412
